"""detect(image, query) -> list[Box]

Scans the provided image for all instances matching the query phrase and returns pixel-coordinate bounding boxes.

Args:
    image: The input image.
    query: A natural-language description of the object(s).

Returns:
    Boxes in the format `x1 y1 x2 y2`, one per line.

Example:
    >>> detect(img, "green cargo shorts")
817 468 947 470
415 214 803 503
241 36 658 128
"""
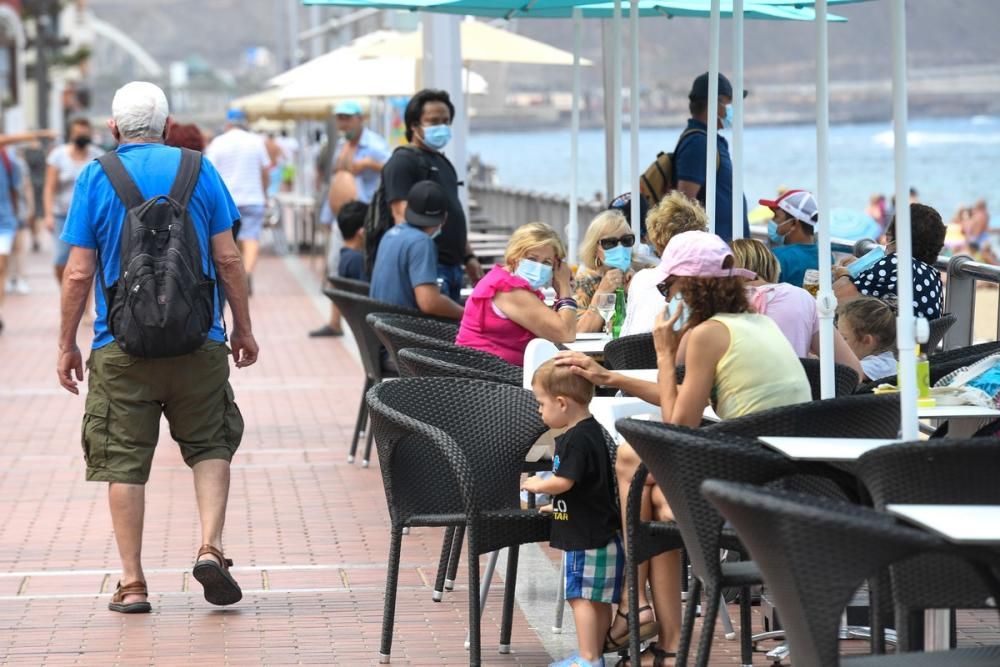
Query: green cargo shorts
81 341 245 484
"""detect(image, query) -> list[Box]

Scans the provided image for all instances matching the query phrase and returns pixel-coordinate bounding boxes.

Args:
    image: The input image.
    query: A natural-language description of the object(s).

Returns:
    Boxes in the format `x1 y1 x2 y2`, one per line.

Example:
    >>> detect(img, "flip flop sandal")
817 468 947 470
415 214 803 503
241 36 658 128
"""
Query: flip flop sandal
108 580 151 614
614 643 675 667
604 605 658 652
192 544 243 606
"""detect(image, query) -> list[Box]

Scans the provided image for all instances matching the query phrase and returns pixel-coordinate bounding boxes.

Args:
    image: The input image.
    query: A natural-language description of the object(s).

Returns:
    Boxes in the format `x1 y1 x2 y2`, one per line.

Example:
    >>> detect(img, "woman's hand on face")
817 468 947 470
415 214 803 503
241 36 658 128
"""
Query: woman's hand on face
596 268 625 293
553 350 611 386
652 307 683 361
553 259 573 296
833 265 852 281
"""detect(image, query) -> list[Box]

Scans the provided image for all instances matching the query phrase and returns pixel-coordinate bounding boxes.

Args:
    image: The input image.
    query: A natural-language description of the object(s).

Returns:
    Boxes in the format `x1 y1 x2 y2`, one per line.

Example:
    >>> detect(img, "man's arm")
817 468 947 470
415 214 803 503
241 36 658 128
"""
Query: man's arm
43 164 58 227
414 284 464 320
390 200 407 224
675 180 702 201
0 130 55 147
211 230 259 368
57 247 96 394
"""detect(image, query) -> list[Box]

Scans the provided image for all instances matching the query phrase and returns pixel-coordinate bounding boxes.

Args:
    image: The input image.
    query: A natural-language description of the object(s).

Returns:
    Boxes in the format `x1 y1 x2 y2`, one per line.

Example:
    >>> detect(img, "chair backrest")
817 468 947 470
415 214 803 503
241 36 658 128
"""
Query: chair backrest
704 393 900 439
856 440 1000 618
702 481 947 667
366 377 548 524
856 352 992 394
324 288 422 380
616 419 793 583
522 338 560 389
797 358 859 399
604 333 656 371
398 347 521 386
367 312 461 369
926 313 957 353
928 339 1000 365
329 276 371 296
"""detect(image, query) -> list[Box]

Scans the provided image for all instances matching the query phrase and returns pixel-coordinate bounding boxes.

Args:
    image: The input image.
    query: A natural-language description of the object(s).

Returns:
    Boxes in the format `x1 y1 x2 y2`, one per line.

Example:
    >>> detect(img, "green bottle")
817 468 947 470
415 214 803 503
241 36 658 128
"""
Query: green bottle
612 286 626 339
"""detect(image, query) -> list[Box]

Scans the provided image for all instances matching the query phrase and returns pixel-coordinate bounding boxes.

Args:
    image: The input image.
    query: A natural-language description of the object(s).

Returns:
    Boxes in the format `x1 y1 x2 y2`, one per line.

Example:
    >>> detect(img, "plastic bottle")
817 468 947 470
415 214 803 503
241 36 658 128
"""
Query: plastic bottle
916 345 931 401
611 286 626 339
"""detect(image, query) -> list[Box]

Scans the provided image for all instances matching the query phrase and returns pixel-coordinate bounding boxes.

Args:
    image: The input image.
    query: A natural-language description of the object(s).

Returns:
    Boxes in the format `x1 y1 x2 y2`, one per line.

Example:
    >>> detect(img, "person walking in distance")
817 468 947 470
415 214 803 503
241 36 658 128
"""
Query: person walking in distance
57 81 259 613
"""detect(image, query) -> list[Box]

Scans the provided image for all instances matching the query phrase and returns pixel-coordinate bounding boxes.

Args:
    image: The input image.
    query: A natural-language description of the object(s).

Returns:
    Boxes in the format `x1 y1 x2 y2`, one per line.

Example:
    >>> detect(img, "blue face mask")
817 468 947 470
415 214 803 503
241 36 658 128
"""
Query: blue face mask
603 245 632 271
666 292 689 332
768 219 788 247
422 124 451 150
514 258 552 290
722 104 734 130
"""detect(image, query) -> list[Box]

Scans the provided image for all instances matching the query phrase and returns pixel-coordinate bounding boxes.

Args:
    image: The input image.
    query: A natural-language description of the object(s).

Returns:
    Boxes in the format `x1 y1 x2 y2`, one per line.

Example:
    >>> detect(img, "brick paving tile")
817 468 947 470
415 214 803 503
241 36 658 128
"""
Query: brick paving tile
1 249 997 666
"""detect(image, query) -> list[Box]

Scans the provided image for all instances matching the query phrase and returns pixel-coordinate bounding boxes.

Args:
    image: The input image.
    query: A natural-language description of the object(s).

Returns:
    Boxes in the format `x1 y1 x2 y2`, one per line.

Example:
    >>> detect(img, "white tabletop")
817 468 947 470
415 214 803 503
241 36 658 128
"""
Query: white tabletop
564 335 611 354
758 436 901 461
886 504 1000 545
918 405 1000 420
590 396 659 443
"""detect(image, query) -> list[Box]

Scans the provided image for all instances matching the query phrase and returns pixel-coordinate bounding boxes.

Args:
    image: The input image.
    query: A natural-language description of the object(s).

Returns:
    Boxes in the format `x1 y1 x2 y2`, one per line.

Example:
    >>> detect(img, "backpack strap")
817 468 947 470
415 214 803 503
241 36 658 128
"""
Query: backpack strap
168 148 202 206
97 151 145 209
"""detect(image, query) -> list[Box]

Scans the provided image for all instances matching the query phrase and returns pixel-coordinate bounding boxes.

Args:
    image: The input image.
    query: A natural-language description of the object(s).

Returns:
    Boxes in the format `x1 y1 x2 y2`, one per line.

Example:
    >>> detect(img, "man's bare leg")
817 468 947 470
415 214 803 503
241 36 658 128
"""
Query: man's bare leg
239 240 260 275
108 482 147 604
192 458 231 564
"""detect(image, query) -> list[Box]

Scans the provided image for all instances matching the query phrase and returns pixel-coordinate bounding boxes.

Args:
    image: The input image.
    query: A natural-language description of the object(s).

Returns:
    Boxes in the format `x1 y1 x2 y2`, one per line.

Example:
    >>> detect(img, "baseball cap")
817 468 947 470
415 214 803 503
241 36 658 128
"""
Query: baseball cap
226 108 247 123
759 189 819 227
334 100 363 116
688 72 748 101
655 231 756 281
404 181 448 227
608 192 649 239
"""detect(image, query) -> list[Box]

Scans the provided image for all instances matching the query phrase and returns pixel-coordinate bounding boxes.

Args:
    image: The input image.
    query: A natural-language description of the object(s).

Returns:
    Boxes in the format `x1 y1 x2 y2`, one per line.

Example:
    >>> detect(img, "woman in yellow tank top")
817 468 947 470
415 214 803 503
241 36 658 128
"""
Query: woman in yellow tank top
554 231 811 663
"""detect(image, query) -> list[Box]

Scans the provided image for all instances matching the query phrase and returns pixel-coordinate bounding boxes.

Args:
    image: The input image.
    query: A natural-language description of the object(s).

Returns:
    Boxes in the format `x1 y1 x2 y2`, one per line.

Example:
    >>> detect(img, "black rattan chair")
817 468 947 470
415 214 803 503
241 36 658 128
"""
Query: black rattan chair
617 420 796 667
397 346 521 386
856 439 1000 652
324 288 422 467
366 377 550 667
329 275 370 295
855 354 992 395
927 339 1000 365
705 393 901 440
798 358 860 399
367 312 461 369
605 333 656 371
926 314 957 353
702 481 1000 667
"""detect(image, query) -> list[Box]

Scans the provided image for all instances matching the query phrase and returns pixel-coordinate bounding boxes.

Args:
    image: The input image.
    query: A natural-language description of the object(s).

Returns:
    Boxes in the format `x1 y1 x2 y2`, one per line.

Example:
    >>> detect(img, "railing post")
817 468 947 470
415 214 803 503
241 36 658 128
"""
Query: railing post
944 254 976 350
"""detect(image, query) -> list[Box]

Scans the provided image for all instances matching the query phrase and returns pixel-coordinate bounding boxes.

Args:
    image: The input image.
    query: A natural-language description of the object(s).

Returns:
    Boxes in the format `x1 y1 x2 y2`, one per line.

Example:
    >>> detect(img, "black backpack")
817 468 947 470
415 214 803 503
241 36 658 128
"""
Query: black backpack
363 145 436 275
97 148 219 358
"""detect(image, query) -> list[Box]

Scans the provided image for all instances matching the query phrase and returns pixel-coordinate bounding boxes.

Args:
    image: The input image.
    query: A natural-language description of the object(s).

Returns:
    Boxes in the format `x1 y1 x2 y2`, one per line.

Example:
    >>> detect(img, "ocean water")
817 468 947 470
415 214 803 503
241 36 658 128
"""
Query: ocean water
468 116 1000 224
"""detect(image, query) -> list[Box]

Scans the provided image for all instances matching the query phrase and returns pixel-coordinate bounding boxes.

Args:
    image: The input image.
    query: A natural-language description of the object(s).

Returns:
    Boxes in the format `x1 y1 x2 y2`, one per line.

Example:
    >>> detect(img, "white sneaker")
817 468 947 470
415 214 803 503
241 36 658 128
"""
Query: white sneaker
13 278 29 295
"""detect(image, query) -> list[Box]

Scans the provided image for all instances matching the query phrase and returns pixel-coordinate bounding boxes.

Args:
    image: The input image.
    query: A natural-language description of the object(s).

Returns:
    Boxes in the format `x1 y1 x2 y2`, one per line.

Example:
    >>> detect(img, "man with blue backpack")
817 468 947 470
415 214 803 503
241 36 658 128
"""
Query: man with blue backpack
57 81 258 615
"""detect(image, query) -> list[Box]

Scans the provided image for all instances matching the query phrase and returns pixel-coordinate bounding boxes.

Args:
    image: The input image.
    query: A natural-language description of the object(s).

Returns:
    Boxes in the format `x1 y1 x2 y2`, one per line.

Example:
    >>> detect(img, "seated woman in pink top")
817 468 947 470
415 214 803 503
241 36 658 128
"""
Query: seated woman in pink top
730 239 861 380
456 222 577 365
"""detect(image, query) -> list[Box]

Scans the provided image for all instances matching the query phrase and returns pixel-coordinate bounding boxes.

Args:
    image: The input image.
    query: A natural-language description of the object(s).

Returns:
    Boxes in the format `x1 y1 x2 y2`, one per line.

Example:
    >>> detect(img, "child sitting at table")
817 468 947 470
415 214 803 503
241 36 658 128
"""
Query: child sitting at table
836 297 898 382
522 359 623 667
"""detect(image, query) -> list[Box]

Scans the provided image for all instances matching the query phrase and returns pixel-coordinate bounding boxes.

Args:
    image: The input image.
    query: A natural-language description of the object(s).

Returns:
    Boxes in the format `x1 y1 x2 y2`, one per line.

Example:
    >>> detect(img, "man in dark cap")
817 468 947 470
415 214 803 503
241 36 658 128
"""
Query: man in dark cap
672 71 750 242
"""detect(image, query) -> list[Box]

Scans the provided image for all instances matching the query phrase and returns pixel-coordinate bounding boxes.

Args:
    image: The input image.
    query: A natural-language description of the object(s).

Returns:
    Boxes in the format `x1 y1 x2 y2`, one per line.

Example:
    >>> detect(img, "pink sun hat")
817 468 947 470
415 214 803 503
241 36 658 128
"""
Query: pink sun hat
655 231 756 281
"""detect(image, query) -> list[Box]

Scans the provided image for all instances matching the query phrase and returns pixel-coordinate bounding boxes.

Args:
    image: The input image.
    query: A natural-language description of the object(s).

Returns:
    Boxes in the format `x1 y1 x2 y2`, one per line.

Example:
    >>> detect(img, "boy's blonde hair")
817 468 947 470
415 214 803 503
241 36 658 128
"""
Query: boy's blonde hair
579 209 629 270
646 191 709 255
504 222 566 270
532 358 594 405
836 297 897 353
730 238 780 283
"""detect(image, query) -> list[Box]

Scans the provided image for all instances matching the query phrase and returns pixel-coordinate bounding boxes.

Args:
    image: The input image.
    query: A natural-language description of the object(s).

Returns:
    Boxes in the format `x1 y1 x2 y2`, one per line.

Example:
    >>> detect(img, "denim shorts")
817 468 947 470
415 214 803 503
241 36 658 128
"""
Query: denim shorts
0 229 14 255
236 204 266 241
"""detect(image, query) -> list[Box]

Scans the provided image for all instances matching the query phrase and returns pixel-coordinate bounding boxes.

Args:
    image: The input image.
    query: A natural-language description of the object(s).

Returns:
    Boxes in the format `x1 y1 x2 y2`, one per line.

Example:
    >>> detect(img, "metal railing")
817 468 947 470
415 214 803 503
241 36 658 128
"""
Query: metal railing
469 183 605 241
944 255 1000 349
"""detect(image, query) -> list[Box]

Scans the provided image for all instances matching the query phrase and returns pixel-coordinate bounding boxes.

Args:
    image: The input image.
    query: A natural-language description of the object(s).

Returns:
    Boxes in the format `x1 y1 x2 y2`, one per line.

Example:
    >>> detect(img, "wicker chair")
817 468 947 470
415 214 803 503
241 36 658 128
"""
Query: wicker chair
329 275 370 296
366 377 550 666
617 420 799 667
705 393 901 440
398 346 521 386
367 312 461 370
604 333 656 371
856 440 1000 652
323 288 422 466
798 358 860 399
927 339 1000 365
702 481 1000 667
855 354 993 395
925 313 957 353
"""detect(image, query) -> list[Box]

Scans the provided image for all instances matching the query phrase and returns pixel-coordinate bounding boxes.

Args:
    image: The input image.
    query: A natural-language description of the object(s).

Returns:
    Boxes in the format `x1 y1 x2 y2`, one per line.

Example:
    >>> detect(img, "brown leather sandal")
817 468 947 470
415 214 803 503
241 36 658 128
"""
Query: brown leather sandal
108 580 151 614
192 544 242 606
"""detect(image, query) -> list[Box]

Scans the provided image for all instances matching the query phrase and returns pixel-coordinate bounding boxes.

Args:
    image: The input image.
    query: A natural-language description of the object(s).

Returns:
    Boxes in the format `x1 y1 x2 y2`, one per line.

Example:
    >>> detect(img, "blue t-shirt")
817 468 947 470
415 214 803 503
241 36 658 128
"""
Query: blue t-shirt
61 143 239 350
773 243 821 288
338 246 368 281
0 150 22 232
369 223 438 310
672 119 749 242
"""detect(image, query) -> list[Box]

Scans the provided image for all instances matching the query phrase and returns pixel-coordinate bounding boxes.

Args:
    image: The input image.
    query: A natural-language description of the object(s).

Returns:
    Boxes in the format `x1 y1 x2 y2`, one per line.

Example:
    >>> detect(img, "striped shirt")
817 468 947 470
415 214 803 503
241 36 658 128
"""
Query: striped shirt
205 128 270 207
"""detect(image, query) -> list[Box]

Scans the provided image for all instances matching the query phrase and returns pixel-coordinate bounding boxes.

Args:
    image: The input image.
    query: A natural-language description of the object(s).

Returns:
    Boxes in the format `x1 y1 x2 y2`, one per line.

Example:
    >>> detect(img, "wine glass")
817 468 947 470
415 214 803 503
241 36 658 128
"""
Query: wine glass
592 292 617 335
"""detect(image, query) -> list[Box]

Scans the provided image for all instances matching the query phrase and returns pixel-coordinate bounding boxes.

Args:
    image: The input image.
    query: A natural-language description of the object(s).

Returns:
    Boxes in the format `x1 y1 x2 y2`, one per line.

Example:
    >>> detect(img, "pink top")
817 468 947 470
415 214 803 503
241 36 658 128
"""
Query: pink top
456 265 543 366
747 283 819 358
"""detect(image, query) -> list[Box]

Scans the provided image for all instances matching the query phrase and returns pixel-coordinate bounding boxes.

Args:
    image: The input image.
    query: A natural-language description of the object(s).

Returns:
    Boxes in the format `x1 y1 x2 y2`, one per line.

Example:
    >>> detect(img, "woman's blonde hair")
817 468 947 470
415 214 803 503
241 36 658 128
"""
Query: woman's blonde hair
579 209 629 269
730 238 780 283
646 192 709 255
504 222 566 269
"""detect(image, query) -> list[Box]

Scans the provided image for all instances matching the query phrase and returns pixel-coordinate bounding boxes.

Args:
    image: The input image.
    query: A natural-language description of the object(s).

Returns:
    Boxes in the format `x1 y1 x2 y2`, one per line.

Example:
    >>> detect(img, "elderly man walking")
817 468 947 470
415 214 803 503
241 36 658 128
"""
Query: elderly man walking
57 81 258 613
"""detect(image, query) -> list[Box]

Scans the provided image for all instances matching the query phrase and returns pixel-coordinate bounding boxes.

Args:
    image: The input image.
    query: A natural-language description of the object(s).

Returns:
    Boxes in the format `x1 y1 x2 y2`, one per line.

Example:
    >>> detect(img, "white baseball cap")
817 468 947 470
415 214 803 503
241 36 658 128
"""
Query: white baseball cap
759 189 819 227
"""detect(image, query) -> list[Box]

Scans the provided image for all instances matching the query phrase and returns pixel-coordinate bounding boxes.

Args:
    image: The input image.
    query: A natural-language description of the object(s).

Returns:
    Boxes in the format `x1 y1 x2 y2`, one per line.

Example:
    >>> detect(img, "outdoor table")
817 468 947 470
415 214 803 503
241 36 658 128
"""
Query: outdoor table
758 436 902 462
886 504 1000 652
589 395 658 444
918 404 1000 437
564 333 610 355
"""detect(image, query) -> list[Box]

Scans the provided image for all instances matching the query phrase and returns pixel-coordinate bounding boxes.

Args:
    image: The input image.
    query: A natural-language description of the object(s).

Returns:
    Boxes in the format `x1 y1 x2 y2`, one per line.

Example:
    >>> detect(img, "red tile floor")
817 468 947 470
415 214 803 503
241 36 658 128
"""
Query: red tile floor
0 247 996 666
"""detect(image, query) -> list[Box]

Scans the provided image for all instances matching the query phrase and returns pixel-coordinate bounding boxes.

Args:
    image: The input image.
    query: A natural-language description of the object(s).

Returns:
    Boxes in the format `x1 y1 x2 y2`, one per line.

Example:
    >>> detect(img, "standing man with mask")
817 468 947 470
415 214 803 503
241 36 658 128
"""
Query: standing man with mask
309 100 389 338
673 72 750 242
381 89 483 302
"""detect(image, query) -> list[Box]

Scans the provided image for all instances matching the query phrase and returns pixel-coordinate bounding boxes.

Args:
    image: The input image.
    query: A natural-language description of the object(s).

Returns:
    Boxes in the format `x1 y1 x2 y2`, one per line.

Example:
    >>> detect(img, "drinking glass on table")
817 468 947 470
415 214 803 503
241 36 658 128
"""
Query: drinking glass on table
593 292 617 335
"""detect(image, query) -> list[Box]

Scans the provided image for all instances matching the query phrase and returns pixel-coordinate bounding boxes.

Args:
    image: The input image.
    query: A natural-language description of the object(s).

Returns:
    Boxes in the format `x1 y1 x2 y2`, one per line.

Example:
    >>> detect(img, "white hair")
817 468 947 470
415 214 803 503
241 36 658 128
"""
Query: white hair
111 81 169 140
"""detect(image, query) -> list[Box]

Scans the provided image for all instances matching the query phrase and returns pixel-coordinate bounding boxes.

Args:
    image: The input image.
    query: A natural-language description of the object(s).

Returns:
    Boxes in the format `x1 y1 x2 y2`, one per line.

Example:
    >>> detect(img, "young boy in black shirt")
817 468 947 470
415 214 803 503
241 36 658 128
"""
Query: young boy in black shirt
523 359 623 667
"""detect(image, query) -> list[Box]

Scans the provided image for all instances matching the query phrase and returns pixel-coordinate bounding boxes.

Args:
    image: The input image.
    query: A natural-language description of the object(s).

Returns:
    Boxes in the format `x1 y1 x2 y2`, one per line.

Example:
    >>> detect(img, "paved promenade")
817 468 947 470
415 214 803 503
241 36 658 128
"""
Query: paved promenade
0 247 996 666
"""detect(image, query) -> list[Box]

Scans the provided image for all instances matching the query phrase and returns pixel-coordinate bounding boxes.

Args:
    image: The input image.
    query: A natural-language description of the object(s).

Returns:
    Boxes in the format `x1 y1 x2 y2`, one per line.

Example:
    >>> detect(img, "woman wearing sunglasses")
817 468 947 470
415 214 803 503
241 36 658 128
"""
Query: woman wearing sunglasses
555 231 811 664
574 210 648 333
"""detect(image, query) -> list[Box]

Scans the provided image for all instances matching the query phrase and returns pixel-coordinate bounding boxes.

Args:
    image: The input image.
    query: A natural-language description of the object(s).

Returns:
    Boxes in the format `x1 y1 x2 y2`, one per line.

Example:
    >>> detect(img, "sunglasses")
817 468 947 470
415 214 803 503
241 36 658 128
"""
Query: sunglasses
599 234 636 251
656 279 672 298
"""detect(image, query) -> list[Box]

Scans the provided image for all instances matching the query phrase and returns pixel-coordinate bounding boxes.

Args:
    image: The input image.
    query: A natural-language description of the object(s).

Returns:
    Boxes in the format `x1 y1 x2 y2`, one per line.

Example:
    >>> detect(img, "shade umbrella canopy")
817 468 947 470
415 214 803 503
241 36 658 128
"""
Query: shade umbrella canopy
230 88 331 120
269 30 401 87
355 19 593 65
